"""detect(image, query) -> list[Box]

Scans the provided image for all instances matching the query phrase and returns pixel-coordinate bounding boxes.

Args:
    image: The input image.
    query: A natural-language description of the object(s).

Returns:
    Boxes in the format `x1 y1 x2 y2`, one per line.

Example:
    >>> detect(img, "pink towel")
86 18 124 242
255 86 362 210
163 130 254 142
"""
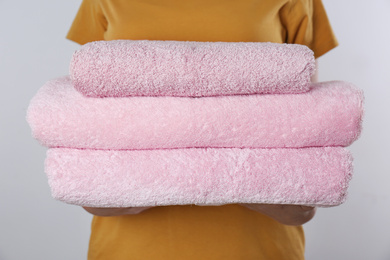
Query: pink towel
70 40 315 97
27 77 363 150
45 147 352 207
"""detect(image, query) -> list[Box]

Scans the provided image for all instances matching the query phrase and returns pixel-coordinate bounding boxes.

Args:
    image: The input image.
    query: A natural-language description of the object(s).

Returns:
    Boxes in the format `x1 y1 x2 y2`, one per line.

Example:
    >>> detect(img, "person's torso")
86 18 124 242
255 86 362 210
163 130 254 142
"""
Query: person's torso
99 0 288 43
84 1 308 259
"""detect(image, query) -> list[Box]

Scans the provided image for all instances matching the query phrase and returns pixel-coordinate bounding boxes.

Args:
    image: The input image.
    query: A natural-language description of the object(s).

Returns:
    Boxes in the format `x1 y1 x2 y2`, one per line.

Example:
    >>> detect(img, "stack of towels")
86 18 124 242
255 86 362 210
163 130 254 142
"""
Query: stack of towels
27 40 364 208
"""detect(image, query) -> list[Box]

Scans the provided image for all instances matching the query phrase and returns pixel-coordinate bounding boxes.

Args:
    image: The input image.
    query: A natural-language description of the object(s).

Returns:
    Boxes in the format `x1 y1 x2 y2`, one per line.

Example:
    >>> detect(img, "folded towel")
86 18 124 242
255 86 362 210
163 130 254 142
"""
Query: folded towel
45 147 352 207
27 77 363 150
70 40 315 97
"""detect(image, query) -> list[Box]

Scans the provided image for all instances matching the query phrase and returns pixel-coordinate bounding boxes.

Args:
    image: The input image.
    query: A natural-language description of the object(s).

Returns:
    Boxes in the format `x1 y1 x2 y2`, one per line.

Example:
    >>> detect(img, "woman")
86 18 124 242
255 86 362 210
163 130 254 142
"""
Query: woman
67 0 337 259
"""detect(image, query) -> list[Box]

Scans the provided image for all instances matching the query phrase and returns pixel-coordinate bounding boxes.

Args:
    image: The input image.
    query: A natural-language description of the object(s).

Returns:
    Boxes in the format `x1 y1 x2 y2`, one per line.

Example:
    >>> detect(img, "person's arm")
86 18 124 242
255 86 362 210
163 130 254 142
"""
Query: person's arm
311 60 319 82
83 204 315 224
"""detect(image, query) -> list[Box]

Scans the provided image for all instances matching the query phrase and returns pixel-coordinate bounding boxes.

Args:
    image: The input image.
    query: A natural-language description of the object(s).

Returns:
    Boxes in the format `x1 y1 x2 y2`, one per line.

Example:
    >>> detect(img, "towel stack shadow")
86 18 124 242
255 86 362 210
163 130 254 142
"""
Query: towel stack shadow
27 40 364 208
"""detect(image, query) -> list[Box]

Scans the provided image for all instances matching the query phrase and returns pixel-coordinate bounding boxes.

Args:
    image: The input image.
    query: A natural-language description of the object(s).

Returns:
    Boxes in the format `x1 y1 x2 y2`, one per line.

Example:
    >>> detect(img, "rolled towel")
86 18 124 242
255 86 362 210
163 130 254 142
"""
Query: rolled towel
45 147 353 207
70 40 315 97
27 77 363 150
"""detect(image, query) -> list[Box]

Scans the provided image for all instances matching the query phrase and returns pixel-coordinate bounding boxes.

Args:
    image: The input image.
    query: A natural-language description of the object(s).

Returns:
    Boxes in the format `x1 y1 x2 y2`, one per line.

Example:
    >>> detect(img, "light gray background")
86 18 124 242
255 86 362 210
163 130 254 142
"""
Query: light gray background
0 1 389 259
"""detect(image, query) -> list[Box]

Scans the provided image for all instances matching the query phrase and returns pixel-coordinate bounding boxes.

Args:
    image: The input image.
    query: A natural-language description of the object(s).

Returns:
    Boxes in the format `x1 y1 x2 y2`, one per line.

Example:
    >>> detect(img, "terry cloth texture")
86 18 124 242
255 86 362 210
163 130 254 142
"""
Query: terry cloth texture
70 40 315 97
45 147 352 207
27 76 363 150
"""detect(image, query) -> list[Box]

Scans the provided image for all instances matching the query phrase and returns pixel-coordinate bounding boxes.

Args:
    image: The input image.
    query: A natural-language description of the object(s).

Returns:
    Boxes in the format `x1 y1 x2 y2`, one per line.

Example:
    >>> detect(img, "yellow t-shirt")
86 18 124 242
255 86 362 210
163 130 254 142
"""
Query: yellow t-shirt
67 1 338 259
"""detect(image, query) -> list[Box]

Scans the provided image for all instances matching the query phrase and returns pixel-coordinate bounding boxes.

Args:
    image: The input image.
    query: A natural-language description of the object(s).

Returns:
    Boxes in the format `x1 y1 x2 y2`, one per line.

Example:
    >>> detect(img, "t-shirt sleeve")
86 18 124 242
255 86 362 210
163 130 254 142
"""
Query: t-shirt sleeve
279 0 338 58
66 0 107 45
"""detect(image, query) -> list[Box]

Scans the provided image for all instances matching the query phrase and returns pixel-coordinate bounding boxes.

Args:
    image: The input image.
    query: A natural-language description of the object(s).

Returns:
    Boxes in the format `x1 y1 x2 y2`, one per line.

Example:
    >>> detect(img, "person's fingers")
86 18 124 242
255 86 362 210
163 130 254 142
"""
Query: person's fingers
241 204 317 225
123 207 153 215
82 206 153 216
299 205 315 211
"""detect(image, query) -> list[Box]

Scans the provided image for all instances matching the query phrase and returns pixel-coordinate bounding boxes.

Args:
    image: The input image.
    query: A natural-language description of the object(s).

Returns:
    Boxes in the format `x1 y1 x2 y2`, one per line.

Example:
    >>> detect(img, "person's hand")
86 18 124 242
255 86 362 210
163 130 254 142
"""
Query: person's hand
82 206 153 216
241 204 316 226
